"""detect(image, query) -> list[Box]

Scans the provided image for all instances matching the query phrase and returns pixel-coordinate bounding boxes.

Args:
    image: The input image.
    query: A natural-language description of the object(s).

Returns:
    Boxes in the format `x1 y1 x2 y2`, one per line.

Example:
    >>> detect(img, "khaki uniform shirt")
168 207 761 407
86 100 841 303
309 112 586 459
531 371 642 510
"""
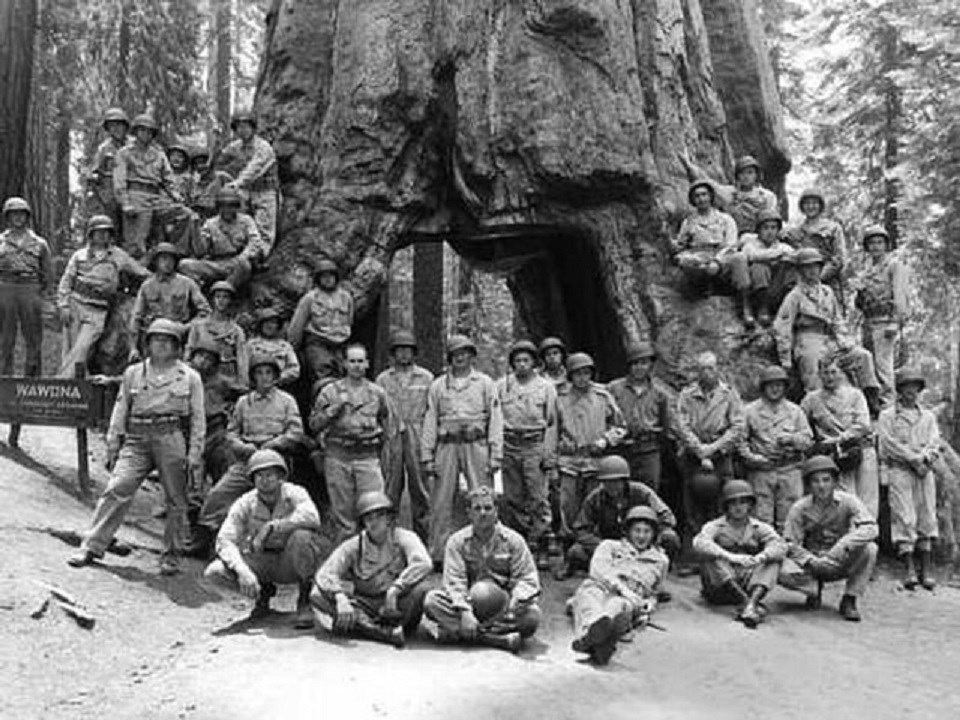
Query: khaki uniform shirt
216 483 320 571
114 142 178 204
783 490 877 564
607 376 673 444
675 381 745 456
229 386 303 448
556 383 624 474
877 403 940 468
588 539 668 597
693 516 786 561
186 318 249 382
801 384 871 445
58 245 146 309
773 281 851 366
676 208 739 255
310 378 390 442
376 364 434 430
496 372 558 463
224 136 278 191
316 527 432 598
722 185 779 235
0 228 52 289
574 483 676 546
107 359 206 461
854 254 909 322
542 367 569 393
130 272 211 333
421 369 504 464
197 212 264 260
246 337 300 386
201 371 245 430
441 522 540 611
740 398 813 467
738 232 794 264
787 216 846 277
87 137 125 189
287 287 354 347
190 170 233 218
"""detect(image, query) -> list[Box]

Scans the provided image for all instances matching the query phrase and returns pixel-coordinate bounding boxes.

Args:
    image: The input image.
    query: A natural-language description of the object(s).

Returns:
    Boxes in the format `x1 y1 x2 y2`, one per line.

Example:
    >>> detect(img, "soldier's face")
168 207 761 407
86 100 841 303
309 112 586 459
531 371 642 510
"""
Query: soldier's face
692 187 713 211
626 522 655 550
235 122 255 141
737 168 758 188
219 203 239 221
761 380 786 402
148 335 178 361
628 356 654 381
543 348 564 370
134 127 154 145
192 156 210 173
468 495 498 531
726 498 752 522
345 347 369 378
253 365 278 391
808 471 836 502
362 509 391 542
800 263 822 283
800 198 823 218
392 346 414 365
820 362 843 390
6 210 28 228
865 236 887 258
156 254 176 274
317 272 338 291
758 221 780 244
697 358 719 386
260 319 280 338
254 467 284 502
212 291 232 312
570 368 592 389
899 383 921 404
190 351 217 375
449 349 473 371
511 352 535 377
88 229 112 248
105 121 128 140
168 151 188 172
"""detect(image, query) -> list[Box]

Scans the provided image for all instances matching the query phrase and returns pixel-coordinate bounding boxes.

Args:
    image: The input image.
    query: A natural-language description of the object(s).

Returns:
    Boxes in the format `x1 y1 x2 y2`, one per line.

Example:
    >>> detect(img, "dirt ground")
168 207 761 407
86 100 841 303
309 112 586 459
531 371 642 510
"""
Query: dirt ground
3 424 960 720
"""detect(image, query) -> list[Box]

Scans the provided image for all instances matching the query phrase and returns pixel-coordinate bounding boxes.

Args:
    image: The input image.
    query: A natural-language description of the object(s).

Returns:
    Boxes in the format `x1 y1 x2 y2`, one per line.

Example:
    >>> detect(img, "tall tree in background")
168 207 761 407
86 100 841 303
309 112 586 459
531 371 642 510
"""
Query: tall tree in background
215 0 232 133
0 0 38 203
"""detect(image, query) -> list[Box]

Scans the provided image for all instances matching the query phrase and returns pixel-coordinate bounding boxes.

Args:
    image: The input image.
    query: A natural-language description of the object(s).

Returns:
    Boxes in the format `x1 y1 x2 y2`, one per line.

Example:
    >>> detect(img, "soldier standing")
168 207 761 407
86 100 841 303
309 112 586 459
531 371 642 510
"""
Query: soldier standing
68 318 205 575
288 259 354 395
785 188 847 297
0 197 52 378
246 307 300 389
421 335 503 564
853 225 909 408
496 340 558 568
85 107 129 225
538 336 568 390
58 215 147 377
223 110 279 253
877 368 941 590
375 330 434 542
607 342 674 492
310 344 390 543
185 281 249 384
739 366 813 533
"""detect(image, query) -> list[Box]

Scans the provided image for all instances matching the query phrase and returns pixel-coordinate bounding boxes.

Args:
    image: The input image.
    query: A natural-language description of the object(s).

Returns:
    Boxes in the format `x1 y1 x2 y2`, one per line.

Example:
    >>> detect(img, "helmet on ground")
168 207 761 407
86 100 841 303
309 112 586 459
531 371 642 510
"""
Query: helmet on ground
734 155 762 176
248 448 287 477
3 197 31 216
539 336 566 357
468 579 510 622
508 339 538 365
895 367 925 391
623 505 659 532
721 479 756 506
255 306 283 328
210 280 235 297
798 187 826 211
861 225 892 251
215 188 243 208
755 209 783 232
801 455 839 481
145 318 183 343
758 365 789 388
189 338 222 363
102 107 130 129
793 248 824 266
597 455 631 482
313 258 339 280
148 242 182 269
446 334 477 359
356 491 394 519
86 214 115 237
688 178 716 205
566 352 595 375
389 330 416 351
249 352 281 376
626 341 657 364
689 469 722 502
130 114 158 133
230 110 257 131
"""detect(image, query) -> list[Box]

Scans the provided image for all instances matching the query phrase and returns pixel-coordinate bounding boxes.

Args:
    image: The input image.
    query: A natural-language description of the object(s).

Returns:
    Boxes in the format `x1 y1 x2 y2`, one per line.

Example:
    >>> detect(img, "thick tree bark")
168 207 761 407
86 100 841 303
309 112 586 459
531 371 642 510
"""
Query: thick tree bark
215 0 232 131
0 0 38 202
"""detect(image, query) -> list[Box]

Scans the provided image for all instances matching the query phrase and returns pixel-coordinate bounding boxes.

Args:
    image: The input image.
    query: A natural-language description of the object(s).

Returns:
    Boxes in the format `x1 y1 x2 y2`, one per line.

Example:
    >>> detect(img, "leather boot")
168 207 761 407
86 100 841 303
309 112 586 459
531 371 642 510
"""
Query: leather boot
838 594 861 622
477 631 521 654
251 583 276 619
355 618 405 648
739 292 756 329
901 552 918 590
571 616 617 665
293 583 314 629
739 587 766 629
722 579 751 607
918 549 937 591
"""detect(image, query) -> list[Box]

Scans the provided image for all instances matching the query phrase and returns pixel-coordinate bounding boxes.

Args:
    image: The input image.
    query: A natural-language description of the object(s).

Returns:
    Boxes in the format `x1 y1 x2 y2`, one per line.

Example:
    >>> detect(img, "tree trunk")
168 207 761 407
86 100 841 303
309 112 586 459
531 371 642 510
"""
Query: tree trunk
0 0 38 202
117 1 130 105
215 0 232 131
413 241 445 375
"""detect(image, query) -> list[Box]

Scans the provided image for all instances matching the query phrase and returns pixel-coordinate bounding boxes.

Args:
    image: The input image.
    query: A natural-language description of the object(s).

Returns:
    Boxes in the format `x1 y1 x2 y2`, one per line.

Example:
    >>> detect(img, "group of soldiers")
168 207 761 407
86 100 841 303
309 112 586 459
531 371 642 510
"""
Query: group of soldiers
0 117 941 666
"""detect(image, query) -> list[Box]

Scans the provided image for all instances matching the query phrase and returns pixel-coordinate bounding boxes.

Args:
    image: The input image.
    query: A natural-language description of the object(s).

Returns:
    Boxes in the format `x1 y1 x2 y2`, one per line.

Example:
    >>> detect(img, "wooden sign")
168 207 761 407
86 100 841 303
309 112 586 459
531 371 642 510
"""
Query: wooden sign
0 377 93 427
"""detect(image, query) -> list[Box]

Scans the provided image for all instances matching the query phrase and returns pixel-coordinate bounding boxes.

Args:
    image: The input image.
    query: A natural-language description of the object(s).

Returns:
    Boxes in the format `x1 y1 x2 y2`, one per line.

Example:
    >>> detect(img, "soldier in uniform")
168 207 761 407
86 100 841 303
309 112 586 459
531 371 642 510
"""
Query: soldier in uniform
246 307 300 389
693 480 786 629
288 259 354 395
801 355 879 518
113 114 195 259
421 335 503 563
424 487 541 653
877 368 941 590
375 330 434 542
680 153 779 236
129 242 210 357
607 342 674 493
852 225 909 408
58 215 148 377
538 336 568 390
185 281 249 384
785 188 847 297
179 188 265 291
204 449 323 629
68 319 205 575
555 352 625 541
568 505 668 665
739 366 813 533
223 110 279 252
496 340 558 568
312 491 432 647
774 248 880 402
310 344 390 543
739 209 795 324
165 141 195 202
779 455 878 622
0 197 53 378
188 145 233 221
85 107 129 225
672 179 754 326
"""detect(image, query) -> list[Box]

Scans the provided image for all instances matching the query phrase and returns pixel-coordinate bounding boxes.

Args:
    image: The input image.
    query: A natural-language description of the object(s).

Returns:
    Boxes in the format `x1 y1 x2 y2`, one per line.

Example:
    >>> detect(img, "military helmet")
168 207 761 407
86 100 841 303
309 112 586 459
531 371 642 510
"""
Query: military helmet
508 339 539 365
623 505 660 531
801 454 839 481
356 490 394 519
721 479 756 506
148 242 182 269
86 215 115 237
255 306 283 328
189 337 222 363
539 336 566 357
389 330 417 351
210 280 235 296
793 247 824 266
894 366 925 391
130 113 159 133
190 145 211 161
230 109 257 131
626 341 657 364
597 455 631 482
689 469 722 501
102 107 130 129
755 209 784 232
215 187 243 207
145 318 183 343
2 197 32 216
758 365 789 388
249 352 281 376
468 579 510 622
734 155 762 176
799 187 826 211
166 141 190 159
861 224 892 251
247 448 287 477
313 258 339 280
688 178 716 205
566 352 595 375
446 334 477 359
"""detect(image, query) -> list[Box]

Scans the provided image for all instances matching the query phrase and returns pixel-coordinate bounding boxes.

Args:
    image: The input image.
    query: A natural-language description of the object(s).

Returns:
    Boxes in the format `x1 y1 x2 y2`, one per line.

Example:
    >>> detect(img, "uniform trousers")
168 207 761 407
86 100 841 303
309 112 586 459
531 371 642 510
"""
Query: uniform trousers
325 449 385 542
204 529 325 587
501 438 551 545
382 425 431 541
887 465 938 552
0 282 43 376
428 438 491 562
59 300 109 377
779 543 877 598
747 463 802 533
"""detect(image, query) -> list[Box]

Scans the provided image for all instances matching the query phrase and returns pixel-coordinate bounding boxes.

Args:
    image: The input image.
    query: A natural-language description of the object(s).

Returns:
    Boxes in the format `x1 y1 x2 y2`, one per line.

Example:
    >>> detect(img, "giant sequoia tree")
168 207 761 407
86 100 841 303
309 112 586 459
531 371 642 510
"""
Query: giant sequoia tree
252 0 790 385
0 0 37 203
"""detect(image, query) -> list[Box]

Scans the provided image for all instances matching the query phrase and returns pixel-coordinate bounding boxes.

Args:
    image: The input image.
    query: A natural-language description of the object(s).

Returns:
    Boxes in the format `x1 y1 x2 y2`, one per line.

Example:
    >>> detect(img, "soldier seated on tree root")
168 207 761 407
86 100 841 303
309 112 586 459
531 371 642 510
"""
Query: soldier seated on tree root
784 187 847 299
672 179 755 327
568 505 668 665
204 449 324 629
557 455 679 581
246 307 300 389
693 480 785 630
779 455 878 622
738 209 795 325
423 487 542 654
312 491 433 647
84 107 129 225
185 281 249 385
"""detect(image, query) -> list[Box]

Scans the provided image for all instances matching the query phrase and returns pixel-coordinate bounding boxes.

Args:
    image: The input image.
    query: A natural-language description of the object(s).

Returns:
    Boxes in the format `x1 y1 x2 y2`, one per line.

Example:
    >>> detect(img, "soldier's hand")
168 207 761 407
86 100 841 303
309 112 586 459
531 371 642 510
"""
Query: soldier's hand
335 595 356 633
726 553 755 567
105 445 120 471
700 457 715 472
459 610 480 641
237 567 261 599
380 587 401 621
